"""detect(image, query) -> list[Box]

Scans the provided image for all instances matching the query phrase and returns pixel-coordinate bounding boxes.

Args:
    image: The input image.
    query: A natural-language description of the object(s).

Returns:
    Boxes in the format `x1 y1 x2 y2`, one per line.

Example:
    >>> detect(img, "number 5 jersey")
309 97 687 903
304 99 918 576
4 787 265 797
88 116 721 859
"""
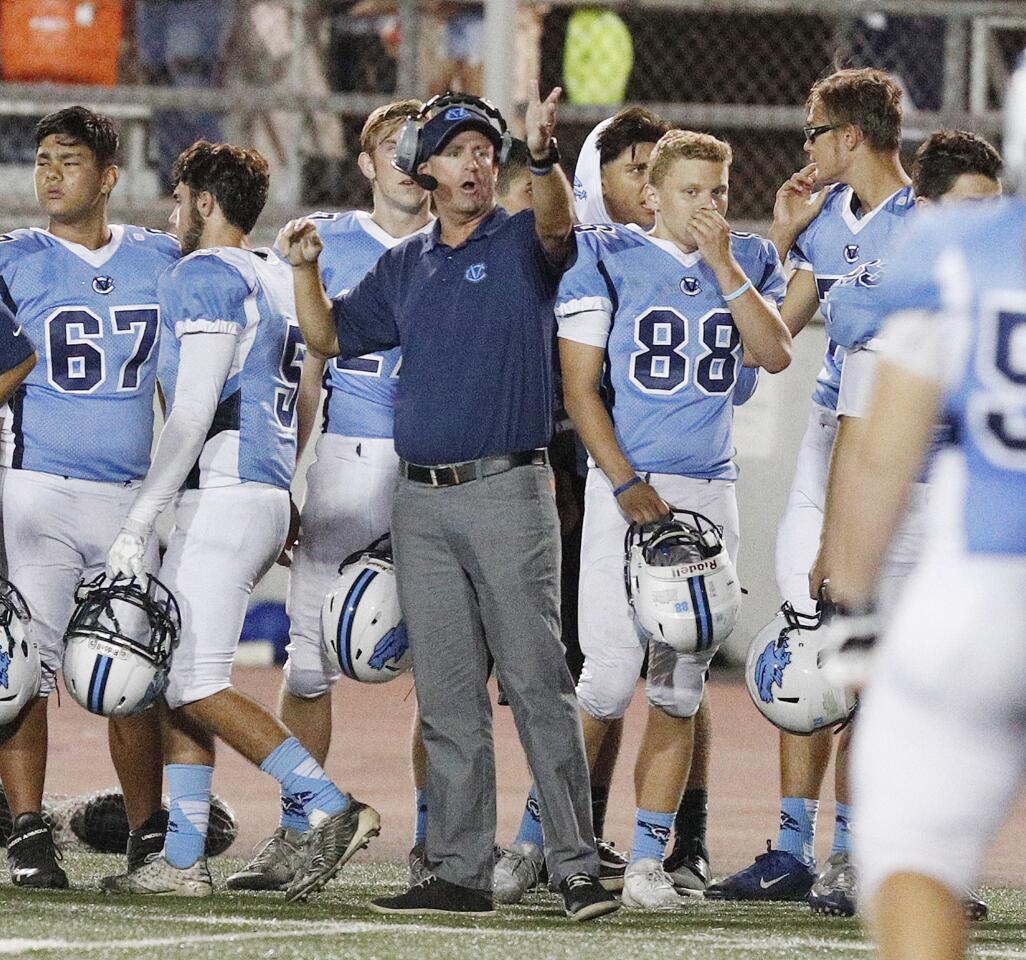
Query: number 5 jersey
0 225 179 481
156 246 302 491
556 223 786 479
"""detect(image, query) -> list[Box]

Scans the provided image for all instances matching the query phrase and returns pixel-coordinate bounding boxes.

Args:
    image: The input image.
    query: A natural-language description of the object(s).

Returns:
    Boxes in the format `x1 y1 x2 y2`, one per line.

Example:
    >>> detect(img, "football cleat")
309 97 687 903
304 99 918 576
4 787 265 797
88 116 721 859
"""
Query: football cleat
595 837 627 892
808 851 857 917
407 842 432 886
108 854 212 897
705 841 815 901
492 840 544 904
284 799 380 902
226 826 306 891
7 812 68 889
664 835 710 895
964 888 989 922
99 807 170 892
621 858 684 910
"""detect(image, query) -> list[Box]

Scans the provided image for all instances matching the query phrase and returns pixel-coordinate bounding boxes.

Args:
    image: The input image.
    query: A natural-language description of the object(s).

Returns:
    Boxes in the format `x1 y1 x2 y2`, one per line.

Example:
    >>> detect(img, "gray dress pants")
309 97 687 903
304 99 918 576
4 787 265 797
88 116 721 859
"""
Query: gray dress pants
391 462 599 892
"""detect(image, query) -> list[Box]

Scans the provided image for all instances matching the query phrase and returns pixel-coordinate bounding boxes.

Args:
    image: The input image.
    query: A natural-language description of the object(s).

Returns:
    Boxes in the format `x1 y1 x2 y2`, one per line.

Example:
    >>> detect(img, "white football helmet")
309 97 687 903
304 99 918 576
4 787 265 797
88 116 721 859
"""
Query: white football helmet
0 578 40 725
745 602 857 735
625 510 742 654
321 535 411 684
62 574 180 717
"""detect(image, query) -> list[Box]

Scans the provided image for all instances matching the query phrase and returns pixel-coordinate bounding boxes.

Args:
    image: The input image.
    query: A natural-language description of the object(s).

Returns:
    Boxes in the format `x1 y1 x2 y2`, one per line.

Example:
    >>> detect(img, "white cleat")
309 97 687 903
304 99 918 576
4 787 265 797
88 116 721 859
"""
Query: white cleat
112 854 212 897
622 858 685 911
492 841 544 904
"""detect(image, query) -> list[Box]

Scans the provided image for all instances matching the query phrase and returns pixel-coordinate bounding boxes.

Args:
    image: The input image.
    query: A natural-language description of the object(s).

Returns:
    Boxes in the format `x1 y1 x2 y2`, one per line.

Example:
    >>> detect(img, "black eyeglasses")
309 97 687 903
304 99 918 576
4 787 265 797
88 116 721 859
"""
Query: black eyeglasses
803 123 842 143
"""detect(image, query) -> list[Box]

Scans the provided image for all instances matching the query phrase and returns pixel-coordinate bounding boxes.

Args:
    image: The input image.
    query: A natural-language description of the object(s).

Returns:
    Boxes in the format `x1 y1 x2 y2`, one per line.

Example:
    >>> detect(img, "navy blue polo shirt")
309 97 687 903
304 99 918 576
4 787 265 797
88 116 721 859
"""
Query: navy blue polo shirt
331 206 565 465
0 301 32 373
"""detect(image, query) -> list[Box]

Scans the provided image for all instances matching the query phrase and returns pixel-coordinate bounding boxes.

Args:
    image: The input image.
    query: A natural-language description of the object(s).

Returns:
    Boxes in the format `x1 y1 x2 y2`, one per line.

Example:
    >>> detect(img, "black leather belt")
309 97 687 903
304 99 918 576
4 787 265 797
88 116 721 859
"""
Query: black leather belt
400 448 549 487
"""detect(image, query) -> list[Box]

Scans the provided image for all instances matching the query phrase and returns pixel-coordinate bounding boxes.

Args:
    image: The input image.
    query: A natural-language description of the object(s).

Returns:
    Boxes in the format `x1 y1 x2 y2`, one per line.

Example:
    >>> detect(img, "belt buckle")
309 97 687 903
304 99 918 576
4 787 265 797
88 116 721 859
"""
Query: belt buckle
429 465 460 487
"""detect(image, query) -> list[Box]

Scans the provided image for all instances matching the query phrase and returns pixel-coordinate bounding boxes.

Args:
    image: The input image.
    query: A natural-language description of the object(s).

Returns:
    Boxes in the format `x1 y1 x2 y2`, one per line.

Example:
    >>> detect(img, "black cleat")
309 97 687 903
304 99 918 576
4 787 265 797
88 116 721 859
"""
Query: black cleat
664 836 710 894
7 812 68 889
595 837 627 892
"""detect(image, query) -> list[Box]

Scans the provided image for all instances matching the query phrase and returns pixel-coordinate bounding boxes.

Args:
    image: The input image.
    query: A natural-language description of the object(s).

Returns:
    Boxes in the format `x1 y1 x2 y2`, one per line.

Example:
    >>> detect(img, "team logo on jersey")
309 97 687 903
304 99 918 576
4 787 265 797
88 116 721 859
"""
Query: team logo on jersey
445 106 470 121
834 258 884 291
465 262 487 283
92 276 115 294
0 647 9 688
680 277 701 296
572 176 587 201
843 243 860 263
754 636 791 704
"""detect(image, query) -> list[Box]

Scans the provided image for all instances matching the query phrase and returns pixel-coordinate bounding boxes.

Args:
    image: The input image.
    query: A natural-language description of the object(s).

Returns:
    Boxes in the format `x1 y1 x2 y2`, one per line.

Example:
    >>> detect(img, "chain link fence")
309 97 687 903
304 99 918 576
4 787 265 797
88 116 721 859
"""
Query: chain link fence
0 0 1022 234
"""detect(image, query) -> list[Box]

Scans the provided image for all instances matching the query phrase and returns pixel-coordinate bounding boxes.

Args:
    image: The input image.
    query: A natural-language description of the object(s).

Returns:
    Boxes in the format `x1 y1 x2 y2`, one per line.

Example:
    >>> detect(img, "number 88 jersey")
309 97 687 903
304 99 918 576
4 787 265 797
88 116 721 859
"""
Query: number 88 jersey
556 223 786 479
0 226 179 482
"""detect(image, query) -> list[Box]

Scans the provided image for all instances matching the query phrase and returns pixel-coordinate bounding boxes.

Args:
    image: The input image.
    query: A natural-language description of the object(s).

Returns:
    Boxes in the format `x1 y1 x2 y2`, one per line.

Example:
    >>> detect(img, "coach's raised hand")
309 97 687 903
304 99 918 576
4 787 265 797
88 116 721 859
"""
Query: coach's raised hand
523 81 575 262
280 219 340 360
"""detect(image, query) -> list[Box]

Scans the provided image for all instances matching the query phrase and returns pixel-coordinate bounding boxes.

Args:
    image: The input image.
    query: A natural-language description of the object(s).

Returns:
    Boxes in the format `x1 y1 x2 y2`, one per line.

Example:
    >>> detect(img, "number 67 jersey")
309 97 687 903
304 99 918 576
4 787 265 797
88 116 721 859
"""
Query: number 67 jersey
556 224 786 479
0 226 179 481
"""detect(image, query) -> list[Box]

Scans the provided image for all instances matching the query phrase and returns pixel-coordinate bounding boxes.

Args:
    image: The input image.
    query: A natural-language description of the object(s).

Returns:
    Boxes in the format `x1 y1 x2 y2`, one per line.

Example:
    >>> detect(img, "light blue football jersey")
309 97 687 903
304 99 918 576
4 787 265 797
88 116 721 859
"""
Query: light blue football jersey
872 198 1026 555
308 211 429 439
157 247 302 490
556 224 787 479
791 183 916 409
0 225 179 482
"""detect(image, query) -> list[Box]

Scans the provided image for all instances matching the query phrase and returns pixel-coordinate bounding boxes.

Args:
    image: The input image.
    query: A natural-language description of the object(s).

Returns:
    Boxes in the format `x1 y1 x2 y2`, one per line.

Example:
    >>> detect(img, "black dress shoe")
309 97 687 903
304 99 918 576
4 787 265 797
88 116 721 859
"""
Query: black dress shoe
369 874 496 916
559 872 621 922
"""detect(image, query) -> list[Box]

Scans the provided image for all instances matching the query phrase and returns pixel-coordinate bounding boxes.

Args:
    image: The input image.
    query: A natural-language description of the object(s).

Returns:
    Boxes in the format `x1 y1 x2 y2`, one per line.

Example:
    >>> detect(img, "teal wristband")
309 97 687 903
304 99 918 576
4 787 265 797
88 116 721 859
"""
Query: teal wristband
612 476 642 497
723 278 753 302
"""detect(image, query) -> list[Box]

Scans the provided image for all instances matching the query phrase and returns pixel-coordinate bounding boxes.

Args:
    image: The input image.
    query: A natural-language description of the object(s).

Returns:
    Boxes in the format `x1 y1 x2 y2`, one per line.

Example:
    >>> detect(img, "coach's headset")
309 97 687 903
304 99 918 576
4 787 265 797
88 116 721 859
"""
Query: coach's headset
393 92 514 192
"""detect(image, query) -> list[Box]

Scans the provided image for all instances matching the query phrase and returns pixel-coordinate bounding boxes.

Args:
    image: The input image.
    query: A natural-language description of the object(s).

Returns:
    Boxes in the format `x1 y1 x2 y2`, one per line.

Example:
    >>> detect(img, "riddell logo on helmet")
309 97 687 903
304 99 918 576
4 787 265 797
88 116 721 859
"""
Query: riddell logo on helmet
671 558 719 576
89 639 126 659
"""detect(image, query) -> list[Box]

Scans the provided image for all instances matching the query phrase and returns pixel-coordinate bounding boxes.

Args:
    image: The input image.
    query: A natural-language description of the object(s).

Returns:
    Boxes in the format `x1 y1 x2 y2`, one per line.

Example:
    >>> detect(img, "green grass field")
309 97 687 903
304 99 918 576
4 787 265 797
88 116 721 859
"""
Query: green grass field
2 853 1025 959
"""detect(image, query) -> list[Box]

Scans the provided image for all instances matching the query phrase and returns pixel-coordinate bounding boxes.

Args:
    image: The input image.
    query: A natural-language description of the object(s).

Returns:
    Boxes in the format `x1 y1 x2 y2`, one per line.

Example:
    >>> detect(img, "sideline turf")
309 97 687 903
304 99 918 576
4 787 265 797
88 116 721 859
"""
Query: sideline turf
0 853 1024 960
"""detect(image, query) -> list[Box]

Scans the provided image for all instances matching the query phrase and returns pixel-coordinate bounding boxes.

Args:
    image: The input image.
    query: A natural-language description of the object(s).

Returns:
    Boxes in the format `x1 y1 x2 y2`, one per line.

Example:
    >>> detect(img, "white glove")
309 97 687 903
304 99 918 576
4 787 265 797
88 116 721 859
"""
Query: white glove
106 520 150 579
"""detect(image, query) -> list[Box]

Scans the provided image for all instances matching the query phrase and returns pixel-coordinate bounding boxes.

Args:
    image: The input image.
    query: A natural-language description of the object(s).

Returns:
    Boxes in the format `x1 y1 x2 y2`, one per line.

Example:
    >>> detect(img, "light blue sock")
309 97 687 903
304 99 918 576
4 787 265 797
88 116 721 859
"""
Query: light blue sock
414 788 427 846
831 802 852 856
630 808 674 864
778 796 818 867
513 785 545 848
260 737 349 825
279 789 309 833
164 763 213 869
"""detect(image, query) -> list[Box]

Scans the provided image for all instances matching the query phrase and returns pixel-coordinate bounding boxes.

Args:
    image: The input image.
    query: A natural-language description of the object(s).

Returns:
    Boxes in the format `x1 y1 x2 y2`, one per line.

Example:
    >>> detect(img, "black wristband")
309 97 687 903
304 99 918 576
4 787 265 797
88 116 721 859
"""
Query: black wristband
528 138 560 175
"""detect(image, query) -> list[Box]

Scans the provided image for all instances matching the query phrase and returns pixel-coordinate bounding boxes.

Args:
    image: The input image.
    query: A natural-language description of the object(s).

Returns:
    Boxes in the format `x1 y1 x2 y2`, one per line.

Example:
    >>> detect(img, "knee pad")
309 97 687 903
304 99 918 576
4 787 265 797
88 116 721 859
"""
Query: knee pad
646 659 706 719
283 662 336 700
576 664 636 722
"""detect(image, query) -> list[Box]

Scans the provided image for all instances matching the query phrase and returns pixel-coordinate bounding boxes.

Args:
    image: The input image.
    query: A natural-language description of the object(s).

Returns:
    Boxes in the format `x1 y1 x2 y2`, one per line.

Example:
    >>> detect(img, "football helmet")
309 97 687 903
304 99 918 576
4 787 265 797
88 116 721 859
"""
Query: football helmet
745 601 857 735
625 510 741 654
0 578 40 725
321 534 411 684
62 574 180 717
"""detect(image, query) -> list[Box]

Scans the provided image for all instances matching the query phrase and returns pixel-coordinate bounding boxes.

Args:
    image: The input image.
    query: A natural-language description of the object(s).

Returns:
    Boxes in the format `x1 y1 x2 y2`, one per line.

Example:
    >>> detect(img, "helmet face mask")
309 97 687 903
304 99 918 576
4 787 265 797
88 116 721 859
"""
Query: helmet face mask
0 578 40 725
745 601 857 735
624 509 741 654
321 535 412 684
62 574 181 717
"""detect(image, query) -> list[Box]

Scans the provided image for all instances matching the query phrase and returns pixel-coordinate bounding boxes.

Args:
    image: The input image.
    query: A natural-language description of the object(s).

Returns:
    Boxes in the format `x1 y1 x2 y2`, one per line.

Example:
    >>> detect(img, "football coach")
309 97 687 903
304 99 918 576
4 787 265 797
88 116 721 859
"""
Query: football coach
278 83 618 922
